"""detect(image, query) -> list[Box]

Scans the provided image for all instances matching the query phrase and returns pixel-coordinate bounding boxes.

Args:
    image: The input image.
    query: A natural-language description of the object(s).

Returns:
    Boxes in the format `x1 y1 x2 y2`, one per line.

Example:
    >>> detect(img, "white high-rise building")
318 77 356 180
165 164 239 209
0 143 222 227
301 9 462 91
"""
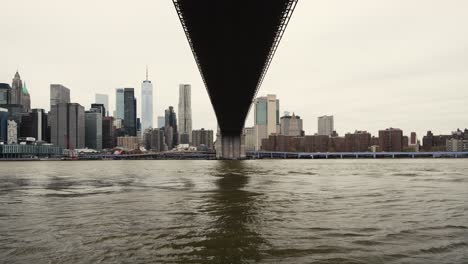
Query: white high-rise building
253 94 279 150
141 67 154 132
95 93 109 116
318 115 334 136
178 84 192 144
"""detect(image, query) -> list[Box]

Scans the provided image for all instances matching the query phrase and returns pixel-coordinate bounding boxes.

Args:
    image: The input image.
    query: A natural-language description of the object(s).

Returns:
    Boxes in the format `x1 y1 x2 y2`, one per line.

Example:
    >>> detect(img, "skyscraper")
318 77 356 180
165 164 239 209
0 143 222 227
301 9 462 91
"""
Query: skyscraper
102 116 115 149
85 108 103 150
123 88 137 136
254 94 279 150
95 94 109 116
50 103 85 149
50 84 71 108
164 106 178 149
178 84 192 144
10 72 21 105
318 115 334 136
141 67 154 132
115 88 125 120
11 71 30 112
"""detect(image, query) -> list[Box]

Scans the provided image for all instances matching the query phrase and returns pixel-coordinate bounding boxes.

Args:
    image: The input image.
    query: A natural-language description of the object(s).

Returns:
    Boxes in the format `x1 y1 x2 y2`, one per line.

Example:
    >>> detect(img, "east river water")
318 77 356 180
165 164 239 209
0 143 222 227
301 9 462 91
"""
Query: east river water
0 160 467 264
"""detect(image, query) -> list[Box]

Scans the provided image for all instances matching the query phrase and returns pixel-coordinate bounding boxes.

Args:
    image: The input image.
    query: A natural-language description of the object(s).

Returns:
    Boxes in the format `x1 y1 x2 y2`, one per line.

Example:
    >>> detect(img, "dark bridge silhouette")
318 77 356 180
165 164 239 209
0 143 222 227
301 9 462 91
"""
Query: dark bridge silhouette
173 0 298 159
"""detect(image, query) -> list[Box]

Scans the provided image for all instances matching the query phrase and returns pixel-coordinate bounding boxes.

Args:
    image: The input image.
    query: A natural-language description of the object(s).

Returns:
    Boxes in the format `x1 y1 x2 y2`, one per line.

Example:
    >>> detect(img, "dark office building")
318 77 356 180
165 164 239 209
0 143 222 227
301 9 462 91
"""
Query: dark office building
18 109 48 142
102 116 115 149
164 106 178 149
123 88 137 136
379 128 403 152
85 109 103 150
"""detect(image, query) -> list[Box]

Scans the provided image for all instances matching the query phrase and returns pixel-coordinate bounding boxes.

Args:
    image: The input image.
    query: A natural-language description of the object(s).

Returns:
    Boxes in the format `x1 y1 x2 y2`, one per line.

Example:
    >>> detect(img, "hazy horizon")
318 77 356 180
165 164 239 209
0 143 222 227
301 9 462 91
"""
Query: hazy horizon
1 0 467 138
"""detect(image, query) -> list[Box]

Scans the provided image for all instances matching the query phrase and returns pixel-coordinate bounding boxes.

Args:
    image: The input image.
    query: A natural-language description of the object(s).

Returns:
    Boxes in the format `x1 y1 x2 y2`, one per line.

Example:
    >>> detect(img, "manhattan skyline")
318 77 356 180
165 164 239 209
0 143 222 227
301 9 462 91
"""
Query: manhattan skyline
1 0 467 137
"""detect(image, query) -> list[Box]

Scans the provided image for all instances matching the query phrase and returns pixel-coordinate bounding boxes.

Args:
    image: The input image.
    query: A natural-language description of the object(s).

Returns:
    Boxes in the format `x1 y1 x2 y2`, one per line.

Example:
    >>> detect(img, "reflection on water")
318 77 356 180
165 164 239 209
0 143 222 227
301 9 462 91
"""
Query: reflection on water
189 161 265 263
0 160 467 264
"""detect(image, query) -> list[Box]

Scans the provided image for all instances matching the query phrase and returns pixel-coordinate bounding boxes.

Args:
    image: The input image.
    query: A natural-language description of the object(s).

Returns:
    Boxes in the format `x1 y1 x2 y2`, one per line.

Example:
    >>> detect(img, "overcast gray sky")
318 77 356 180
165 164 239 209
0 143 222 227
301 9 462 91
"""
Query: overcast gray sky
1 0 467 137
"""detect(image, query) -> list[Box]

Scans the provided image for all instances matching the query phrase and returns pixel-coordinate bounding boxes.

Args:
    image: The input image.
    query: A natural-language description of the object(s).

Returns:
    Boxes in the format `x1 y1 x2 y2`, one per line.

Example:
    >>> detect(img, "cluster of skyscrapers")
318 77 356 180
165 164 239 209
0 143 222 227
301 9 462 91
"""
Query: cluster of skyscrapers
1 71 466 158
0 70 214 158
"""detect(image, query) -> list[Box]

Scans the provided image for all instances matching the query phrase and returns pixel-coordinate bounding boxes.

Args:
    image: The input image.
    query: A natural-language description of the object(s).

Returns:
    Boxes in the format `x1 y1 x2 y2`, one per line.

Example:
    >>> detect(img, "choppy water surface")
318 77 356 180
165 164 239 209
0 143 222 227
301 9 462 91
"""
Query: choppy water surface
0 160 467 263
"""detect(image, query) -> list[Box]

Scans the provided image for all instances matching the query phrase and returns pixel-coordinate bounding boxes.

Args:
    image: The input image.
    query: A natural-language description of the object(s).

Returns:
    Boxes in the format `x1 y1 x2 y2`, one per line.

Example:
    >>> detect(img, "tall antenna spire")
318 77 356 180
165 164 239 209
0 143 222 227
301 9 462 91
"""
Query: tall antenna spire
146 65 148 81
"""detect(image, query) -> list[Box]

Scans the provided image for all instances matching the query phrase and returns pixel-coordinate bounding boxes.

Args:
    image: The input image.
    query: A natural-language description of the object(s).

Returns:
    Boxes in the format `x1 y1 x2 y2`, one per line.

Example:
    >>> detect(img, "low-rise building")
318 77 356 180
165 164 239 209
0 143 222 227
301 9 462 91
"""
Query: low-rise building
0 144 63 158
446 138 468 152
117 136 139 150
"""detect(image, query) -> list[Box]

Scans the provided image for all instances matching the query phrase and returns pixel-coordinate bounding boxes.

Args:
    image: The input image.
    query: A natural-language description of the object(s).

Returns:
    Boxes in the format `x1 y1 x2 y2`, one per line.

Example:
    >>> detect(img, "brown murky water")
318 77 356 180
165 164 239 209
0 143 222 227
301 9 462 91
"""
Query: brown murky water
0 160 467 263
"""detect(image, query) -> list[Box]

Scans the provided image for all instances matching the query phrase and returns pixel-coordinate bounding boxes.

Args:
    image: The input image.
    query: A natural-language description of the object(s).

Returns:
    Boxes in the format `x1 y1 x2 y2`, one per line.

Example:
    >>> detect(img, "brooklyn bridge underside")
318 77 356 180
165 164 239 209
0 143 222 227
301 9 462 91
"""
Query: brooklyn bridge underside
173 0 298 158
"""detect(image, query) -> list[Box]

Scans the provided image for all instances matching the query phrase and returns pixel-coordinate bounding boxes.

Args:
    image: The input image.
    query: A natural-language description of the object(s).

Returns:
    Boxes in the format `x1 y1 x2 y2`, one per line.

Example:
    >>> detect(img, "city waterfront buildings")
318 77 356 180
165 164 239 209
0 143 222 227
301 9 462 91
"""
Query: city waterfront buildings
318 115 334 136
141 69 154 132
178 84 192 144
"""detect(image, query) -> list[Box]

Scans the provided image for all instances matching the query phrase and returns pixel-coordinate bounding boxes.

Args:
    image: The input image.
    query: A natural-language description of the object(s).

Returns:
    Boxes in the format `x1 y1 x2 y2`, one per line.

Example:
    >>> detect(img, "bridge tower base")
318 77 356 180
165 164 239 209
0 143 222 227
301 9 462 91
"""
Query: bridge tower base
215 133 246 160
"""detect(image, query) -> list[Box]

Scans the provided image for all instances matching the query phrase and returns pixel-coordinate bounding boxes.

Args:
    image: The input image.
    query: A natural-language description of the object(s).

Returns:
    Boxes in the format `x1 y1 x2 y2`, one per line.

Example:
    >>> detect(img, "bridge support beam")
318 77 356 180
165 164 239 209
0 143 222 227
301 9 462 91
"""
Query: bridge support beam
216 134 246 160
